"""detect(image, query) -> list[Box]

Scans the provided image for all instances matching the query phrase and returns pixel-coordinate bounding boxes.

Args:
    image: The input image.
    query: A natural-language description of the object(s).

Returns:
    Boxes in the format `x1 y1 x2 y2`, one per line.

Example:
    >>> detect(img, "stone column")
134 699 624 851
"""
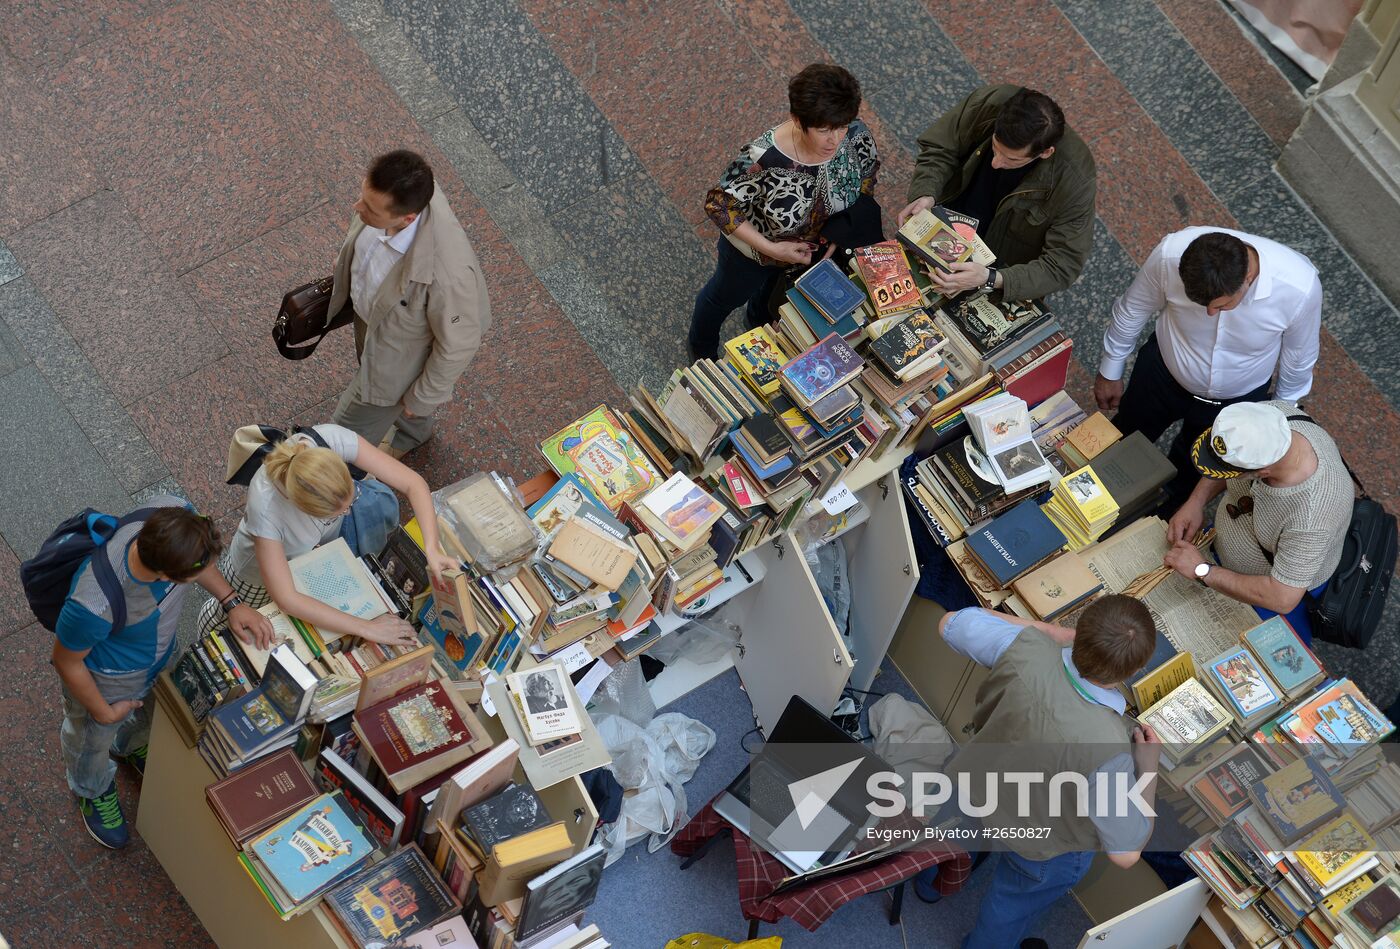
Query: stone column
1279 0 1400 306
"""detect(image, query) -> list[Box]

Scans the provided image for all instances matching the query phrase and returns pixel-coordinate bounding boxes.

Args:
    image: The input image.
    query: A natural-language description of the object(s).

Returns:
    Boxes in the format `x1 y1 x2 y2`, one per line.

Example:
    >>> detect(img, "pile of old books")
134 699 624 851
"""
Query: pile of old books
1042 464 1119 550
197 643 319 777
236 791 376 920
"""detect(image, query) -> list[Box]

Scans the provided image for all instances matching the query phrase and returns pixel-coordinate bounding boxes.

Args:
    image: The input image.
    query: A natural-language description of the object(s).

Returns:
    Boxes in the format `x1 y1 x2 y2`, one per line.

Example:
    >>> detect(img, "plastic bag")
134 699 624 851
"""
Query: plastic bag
649 604 742 667
430 471 538 572
807 537 851 637
594 712 716 866
587 658 656 727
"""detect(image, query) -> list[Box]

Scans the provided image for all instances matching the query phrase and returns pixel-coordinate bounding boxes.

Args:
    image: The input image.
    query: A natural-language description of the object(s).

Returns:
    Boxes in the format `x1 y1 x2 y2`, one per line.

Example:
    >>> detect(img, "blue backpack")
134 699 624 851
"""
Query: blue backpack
19 507 157 633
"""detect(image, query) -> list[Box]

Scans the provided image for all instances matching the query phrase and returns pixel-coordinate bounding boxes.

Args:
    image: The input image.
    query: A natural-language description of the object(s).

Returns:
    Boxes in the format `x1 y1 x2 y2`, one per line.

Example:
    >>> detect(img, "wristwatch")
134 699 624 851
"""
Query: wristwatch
1193 562 1211 585
220 592 243 614
981 267 998 293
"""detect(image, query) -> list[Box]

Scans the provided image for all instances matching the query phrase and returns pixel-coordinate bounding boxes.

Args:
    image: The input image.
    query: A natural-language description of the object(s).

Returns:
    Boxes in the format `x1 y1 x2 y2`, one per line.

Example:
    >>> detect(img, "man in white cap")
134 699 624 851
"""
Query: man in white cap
1162 400 1352 643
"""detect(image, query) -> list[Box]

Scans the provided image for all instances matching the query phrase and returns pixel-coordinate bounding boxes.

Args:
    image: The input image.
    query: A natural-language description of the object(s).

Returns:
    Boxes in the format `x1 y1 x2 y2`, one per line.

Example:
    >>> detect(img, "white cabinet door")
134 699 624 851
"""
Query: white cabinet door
846 476 920 692
732 535 853 736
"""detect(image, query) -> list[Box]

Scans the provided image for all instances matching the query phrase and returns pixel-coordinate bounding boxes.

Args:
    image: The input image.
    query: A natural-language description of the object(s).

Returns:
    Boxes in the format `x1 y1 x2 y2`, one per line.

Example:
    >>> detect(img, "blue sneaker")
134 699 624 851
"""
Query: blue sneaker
117 745 147 778
78 781 129 849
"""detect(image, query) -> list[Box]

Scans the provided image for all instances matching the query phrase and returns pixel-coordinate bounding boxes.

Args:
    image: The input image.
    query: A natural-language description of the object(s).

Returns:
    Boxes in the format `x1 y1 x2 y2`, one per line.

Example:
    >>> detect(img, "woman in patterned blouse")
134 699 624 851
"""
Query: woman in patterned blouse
688 64 881 360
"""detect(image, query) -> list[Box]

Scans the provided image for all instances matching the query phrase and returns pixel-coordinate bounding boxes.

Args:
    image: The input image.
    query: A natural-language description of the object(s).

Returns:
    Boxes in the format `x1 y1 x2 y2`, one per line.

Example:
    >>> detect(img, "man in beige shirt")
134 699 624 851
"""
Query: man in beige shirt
328 150 491 456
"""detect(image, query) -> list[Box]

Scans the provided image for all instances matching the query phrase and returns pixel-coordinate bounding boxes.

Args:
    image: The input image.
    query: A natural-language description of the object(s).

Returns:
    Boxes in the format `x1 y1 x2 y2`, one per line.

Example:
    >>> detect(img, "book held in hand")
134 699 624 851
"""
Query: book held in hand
897 208 974 274
289 538 390 622
793 257 867 324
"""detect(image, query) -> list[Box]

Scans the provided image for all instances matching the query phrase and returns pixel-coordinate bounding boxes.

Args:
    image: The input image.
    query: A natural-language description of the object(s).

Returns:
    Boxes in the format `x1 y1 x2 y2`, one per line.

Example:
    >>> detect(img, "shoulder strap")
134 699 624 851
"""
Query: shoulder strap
293 425 331 450
83 506 158 632
1285 412 1367 498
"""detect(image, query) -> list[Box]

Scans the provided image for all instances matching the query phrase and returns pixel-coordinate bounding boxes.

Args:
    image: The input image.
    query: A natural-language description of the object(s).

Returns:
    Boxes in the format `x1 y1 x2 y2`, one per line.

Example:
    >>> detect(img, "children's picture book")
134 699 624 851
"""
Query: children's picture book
539 404 662 513
418 594 489 679
1206 647 1283 723
525 473 602 536
723 325 789 396
289 538 390 621
778 333 864 407
1241 616 1324 697
248 792 374 905
852 241 919 317
794 257 867 324
1295 815 1377 889
1249 755 1345 842
325 844 460 947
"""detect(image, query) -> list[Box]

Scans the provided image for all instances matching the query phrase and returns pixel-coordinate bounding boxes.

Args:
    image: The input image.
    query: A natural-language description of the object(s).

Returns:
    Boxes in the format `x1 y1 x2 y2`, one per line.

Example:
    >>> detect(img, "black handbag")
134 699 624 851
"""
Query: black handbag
1287 414 1397 648
272 276 354 360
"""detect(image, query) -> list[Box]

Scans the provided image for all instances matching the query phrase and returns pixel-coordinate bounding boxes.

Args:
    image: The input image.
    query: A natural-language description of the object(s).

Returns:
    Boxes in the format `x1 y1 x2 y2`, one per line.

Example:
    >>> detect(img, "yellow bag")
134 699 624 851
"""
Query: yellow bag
664 935 782 949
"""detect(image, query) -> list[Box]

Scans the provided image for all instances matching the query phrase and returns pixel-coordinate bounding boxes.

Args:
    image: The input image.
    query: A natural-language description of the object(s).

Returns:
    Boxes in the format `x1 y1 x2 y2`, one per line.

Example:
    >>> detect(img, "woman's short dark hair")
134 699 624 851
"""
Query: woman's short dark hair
788 64 862 131
1179 232 1250 306
136 508 223 583
1071 595 1158 686
367 150 435 216
994 89 1065 155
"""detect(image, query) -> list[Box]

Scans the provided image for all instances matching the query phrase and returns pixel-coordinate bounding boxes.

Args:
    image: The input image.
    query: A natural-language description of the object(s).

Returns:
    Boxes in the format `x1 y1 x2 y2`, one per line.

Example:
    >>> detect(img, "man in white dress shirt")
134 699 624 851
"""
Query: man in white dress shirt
1094 226 1322 507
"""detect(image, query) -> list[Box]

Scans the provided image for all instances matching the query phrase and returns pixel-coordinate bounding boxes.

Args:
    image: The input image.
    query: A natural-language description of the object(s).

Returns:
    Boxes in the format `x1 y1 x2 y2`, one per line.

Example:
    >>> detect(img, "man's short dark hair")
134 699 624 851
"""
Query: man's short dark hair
1071 595 1158 685
136 508 223 583
994 89 1065 155
366 150 435 215
788 63 862 131
1179 232 1250 306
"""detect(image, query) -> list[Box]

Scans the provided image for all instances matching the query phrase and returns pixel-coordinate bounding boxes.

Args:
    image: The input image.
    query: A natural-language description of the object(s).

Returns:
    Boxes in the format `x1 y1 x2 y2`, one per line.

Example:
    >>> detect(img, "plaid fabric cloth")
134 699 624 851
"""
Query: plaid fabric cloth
196 549 272 636
672 799 972 932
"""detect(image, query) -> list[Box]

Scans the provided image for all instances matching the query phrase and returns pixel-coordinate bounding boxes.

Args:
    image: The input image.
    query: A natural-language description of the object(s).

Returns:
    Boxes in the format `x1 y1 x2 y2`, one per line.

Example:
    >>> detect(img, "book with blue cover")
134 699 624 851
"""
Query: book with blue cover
964 498 1067 587
786 287 861 340
778 333 864 408
208 644 317 760
248 791 374 905
794 257 867 324
418 596 489 680
1241 615 1325 699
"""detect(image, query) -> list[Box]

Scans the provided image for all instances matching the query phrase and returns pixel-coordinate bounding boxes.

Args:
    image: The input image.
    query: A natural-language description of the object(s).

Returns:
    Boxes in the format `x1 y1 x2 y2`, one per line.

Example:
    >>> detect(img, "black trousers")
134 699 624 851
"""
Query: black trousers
1113 334 1272 511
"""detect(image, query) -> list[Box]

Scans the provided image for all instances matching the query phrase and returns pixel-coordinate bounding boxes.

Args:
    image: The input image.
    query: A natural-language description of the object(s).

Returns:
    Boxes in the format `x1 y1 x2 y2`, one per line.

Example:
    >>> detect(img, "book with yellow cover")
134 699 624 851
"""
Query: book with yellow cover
1131 652 1196 713
1296 815 1376 888
1057 466 1118 526
724 326 788 397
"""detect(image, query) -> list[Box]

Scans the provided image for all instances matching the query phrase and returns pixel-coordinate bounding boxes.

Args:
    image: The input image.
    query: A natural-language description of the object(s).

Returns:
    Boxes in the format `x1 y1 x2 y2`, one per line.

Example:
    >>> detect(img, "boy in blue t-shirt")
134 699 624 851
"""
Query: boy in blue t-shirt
51 498 273 848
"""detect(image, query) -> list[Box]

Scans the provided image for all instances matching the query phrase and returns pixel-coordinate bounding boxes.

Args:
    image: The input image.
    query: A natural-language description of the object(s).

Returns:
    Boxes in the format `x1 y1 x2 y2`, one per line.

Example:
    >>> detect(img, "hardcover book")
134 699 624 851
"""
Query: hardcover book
1241 616 1325 699
476 821 573 906
964 499 1067 587
374 526 431 616
783 286 862 341
538 404 663 513
315 748 406 849
897 208 974 274
1140 678 1233 763
354 681 490 793
1009 553 1102 621
459 783 553 857
736 413 791 464
1249 755 1345 842
1185 743 1272 824
515 844 607 943
1205 647 1283 724
1340 874 1400 939
355 643 437 713
723 325 788 396
1062 412 1121 462
205 747 319 846
852 241 919 317
869 309 947 380
942 295 1047 358
325 844 460 947
1316 692 1393 746
208 644 318 759
794 257 867 324
526 474 602 536
778 333 864 408
247 792 374 905
425 738 522 834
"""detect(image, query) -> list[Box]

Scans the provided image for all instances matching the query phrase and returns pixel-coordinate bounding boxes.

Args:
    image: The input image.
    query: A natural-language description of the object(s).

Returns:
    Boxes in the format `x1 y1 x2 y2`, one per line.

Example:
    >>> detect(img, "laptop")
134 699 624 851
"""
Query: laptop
713 696 897 877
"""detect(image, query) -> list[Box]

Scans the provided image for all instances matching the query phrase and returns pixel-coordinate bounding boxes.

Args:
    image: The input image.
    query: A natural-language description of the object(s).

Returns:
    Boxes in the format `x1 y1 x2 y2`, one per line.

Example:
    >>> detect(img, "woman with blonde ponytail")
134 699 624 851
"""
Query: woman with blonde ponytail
206 423 456 646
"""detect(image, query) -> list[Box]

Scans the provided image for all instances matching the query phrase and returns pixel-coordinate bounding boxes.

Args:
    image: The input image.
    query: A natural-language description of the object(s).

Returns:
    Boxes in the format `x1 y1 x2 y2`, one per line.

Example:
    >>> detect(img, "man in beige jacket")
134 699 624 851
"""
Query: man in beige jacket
329 150 491 456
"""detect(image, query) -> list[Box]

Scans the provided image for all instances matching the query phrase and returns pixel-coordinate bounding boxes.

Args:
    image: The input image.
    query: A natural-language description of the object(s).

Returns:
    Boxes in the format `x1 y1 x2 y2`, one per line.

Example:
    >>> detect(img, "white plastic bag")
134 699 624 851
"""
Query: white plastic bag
594 712 716 866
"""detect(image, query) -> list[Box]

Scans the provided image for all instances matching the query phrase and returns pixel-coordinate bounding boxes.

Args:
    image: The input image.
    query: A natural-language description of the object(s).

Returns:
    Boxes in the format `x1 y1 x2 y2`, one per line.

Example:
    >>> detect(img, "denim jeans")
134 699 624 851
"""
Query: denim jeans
964 850 1095 949
688 237 787 360
60 681 152 799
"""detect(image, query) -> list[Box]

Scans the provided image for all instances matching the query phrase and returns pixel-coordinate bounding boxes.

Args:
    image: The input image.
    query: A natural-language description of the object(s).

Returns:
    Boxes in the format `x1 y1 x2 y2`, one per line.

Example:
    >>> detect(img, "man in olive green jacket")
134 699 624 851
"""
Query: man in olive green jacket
329 150 492 456
899 85 1096 302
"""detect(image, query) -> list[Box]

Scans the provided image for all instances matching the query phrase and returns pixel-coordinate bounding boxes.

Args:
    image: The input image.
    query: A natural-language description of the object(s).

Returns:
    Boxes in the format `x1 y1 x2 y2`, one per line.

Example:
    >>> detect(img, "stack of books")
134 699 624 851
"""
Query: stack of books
1042 465 1120 550
963 498 1067 589
352 680 493 794
198 643 318 777
777 333 866 425
867 309 948 382
962 391 1056 493
793 258 868 327
455 782 573 906
1202 646 1286 732
237 792 376 920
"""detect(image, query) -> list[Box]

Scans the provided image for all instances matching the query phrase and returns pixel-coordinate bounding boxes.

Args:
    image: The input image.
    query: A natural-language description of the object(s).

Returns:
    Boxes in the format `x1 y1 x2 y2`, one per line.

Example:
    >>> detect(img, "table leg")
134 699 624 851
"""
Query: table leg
747 918 760 940
889 879 905 925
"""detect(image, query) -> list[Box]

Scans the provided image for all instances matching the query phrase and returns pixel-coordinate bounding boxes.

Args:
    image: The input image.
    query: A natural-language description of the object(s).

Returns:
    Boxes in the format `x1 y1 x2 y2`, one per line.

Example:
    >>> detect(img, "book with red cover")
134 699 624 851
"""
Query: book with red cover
204 747 319 846
353 681 491 794
999 337 1073 408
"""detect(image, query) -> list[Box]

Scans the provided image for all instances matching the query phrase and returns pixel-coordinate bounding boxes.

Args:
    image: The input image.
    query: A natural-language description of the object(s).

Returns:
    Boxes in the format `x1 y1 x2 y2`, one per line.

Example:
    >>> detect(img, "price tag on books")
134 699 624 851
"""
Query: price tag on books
555 640 593 675
819 481 858 515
